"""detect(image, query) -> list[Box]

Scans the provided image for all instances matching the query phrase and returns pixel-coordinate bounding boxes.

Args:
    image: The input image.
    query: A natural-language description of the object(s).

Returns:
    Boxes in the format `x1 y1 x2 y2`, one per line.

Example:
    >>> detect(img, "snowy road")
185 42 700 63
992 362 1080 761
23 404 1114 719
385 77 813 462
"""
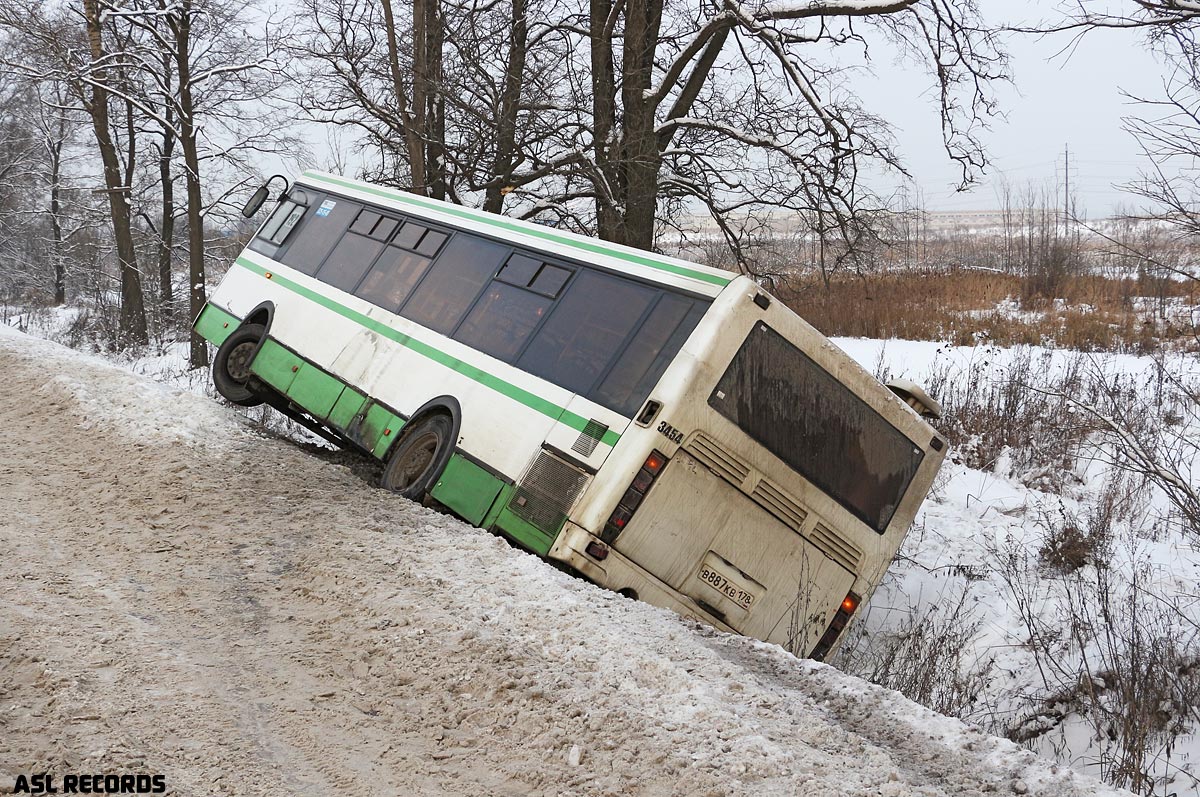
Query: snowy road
0 328 1128 797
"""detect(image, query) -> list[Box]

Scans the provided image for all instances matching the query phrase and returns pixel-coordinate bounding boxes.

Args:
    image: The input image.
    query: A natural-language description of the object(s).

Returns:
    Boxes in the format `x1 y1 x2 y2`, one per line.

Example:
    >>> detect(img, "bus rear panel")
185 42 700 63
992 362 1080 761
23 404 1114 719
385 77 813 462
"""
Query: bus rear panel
549 281 946 658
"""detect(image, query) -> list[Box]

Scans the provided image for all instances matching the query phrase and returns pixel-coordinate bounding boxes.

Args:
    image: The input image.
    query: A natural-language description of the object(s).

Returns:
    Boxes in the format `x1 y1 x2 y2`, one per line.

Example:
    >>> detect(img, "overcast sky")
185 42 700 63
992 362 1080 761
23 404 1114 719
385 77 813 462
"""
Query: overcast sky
859 0 1174 217
295 1 1171 219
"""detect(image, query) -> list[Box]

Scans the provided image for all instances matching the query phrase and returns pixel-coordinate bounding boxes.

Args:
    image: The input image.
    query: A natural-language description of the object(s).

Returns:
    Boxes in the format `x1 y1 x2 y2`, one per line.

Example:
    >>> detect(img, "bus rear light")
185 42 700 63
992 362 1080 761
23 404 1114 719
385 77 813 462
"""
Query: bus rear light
585 541 609 561
620 488 644 512
811 590 860 662
602 451 669 542
608 506 632 530
631 469 654 493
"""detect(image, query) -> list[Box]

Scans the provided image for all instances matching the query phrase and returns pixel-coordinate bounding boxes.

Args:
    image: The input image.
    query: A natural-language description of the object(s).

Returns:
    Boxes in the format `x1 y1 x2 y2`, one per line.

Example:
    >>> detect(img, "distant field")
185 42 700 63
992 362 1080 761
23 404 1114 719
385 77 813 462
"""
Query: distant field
782 269 1197 353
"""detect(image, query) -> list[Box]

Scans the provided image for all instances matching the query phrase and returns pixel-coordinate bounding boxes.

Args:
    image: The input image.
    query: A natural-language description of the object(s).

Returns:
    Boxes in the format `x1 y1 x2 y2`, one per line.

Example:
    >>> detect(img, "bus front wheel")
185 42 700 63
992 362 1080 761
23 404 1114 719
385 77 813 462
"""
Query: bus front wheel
212 323 266 407
381 414 454 501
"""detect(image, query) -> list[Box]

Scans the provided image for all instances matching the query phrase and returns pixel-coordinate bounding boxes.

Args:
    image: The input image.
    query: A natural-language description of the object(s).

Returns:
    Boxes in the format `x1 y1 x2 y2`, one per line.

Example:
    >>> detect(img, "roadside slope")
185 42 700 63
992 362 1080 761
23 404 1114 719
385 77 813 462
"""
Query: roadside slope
0 328 1127 797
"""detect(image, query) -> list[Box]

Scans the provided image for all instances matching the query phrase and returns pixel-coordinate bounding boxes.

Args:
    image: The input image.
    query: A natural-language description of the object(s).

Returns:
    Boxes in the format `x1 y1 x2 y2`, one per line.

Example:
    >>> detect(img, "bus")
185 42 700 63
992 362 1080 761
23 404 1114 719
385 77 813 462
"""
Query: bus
194 171 947 660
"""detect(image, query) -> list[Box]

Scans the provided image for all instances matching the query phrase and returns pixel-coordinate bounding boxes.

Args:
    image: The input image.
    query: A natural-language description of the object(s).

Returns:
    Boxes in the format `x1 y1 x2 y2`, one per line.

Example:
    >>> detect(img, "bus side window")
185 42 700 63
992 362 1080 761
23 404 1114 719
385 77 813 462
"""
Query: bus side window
399 235 508 335
593 294 701 416
452 252 567 363
517 270 656 397
247 192 309 257
277 197 361 276
314 207 391 294
354 248 433 313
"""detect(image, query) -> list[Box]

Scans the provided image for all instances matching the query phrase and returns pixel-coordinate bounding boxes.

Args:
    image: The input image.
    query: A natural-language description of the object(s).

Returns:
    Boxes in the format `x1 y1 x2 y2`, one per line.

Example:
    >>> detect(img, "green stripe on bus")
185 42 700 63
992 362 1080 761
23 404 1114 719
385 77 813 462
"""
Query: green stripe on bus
301 172 733 288
235 257 622 447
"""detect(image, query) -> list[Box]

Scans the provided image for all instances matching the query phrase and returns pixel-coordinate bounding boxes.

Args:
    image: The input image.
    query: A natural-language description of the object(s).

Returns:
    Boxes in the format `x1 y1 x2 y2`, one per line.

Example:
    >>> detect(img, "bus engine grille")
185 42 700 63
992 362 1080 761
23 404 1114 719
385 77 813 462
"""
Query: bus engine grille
509 451 590 533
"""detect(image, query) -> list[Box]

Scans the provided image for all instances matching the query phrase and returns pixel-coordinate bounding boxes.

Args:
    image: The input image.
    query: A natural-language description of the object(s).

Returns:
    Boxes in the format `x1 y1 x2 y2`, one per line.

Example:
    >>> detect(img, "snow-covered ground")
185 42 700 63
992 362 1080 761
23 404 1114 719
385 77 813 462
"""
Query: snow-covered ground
0 324 1135 796
834 337 1200 795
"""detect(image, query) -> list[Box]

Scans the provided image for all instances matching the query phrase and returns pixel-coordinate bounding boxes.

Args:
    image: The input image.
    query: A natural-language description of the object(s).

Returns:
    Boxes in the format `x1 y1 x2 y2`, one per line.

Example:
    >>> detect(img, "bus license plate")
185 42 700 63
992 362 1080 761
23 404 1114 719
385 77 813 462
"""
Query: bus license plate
695 557 758 611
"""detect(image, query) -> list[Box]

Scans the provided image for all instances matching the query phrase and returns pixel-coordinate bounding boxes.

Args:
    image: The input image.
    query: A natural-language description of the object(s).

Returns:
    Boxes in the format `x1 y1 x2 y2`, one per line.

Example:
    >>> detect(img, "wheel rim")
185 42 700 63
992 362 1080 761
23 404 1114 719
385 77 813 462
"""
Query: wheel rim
391 431 440 490
226 341 257 382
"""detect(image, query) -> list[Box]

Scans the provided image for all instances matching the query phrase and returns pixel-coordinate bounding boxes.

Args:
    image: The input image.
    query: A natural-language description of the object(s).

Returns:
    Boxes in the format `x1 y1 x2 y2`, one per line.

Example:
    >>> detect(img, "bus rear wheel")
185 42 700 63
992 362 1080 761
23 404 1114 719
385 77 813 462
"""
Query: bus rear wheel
381 414 453 501
213 323 266 407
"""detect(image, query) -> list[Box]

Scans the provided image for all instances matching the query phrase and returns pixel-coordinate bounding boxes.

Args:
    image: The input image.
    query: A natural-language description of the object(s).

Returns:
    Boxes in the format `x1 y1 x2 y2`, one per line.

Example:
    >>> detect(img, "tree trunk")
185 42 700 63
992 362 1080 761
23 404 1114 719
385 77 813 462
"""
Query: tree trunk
83 0 147 348
614 0 664 249
424 0 446 200
49 138 64 305
380 0 426 192
158 53 176 319
484 0 527 214
411 0 447 199
172 1 208 369
589 0 622 239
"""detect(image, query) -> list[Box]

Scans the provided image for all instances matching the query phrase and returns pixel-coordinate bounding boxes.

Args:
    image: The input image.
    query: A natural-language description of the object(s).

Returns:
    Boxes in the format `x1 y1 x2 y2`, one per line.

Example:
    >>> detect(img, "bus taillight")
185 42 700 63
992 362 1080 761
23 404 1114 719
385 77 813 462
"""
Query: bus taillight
810 590 861 662
602 450 669 543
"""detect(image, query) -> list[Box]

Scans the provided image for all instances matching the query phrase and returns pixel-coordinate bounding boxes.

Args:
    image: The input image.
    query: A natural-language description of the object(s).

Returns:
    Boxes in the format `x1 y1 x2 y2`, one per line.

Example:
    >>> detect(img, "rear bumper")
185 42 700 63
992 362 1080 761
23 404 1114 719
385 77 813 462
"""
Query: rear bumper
548 522 737 635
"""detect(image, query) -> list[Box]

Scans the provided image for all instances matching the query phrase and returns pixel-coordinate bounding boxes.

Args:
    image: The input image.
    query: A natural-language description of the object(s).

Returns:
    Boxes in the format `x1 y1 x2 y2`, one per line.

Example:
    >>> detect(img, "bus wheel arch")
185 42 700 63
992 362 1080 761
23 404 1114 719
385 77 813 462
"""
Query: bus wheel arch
243 301 274 332
380 396 461 501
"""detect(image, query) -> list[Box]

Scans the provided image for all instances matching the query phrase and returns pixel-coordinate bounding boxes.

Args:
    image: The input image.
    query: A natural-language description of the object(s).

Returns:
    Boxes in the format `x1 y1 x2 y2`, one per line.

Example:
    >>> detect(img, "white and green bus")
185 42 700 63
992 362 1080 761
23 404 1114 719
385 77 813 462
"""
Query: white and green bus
194 171 947 659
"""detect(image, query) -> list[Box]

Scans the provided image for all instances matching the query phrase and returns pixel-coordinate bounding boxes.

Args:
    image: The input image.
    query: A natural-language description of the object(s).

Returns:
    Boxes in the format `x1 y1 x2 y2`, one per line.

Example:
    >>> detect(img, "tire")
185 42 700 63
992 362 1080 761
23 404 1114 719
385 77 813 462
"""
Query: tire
212 323 266 407
381 414 454 501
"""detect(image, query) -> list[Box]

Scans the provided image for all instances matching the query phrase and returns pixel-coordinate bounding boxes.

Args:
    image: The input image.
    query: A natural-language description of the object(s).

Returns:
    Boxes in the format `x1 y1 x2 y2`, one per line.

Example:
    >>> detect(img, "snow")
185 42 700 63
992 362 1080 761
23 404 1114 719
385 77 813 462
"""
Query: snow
0 324 1133 796
831 335 1200 795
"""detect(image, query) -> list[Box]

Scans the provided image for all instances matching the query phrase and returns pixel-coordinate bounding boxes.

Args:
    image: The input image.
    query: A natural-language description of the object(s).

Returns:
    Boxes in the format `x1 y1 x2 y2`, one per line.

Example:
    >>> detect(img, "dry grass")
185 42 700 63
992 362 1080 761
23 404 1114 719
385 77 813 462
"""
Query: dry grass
779 269 1197 353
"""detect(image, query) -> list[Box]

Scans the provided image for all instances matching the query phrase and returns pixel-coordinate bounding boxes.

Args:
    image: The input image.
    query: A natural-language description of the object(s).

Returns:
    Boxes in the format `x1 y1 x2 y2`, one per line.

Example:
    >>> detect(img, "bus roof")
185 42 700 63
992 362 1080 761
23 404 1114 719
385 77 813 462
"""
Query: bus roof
297 171 735 299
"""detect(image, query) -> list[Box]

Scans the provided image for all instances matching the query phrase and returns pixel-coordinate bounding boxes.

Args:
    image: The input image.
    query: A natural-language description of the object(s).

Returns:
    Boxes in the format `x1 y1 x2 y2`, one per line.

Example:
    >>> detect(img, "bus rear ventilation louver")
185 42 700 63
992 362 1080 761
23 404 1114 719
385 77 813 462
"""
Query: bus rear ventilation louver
571 419 609 457
688 432 750 485
509 451 589 534
807 523 862 573
750 479 808 532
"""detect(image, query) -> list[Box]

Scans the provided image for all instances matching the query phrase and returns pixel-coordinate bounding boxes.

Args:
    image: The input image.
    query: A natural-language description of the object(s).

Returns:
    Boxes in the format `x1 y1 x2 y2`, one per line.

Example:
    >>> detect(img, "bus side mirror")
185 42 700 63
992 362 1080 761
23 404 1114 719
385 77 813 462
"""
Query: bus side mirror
241 185 270 218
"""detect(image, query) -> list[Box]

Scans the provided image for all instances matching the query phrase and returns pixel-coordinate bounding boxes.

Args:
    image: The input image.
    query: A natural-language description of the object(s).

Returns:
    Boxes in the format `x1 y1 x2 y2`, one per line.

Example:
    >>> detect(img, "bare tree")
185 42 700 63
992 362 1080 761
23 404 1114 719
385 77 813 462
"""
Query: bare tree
0 61 43 295
30 78 84 305
0 1 150 345
83 0 149 346
0 0 290 358
290 0 1007 273
1030 3 1200 270
108 0 290 366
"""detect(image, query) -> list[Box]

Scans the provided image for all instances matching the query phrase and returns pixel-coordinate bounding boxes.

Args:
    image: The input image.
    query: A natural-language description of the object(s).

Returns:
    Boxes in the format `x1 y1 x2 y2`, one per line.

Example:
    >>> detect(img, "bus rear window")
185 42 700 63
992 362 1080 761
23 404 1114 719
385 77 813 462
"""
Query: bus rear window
708 323 923 533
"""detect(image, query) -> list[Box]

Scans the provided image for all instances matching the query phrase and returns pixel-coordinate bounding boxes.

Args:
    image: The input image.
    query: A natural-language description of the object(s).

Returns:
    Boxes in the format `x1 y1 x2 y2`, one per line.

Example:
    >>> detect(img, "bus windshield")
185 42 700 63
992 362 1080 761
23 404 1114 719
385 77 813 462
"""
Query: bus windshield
708 322 924 533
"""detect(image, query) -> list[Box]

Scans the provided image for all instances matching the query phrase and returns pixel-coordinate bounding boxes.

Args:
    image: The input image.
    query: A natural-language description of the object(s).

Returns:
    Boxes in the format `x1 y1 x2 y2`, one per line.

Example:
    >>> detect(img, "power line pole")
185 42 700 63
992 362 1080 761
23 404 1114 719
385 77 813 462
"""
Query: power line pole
1063 143 1070 236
